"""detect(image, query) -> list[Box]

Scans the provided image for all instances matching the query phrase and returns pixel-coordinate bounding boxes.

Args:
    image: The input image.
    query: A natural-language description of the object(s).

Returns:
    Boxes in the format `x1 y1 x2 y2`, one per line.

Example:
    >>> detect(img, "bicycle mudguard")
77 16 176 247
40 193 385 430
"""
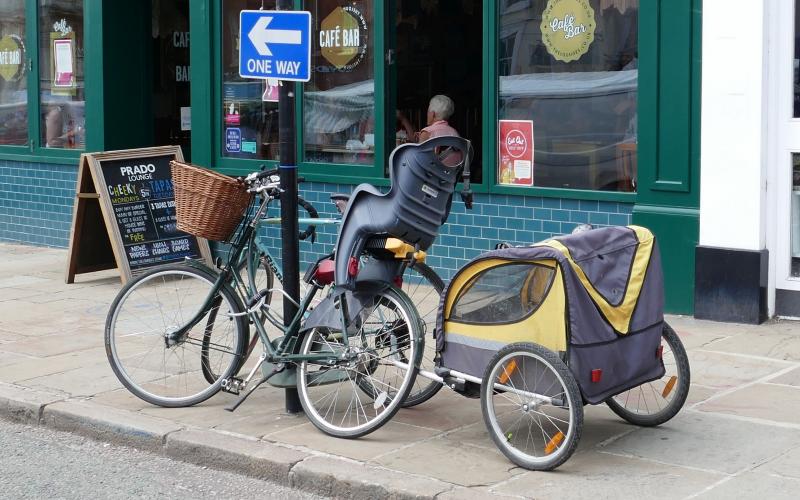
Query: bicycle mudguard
299 280 393 333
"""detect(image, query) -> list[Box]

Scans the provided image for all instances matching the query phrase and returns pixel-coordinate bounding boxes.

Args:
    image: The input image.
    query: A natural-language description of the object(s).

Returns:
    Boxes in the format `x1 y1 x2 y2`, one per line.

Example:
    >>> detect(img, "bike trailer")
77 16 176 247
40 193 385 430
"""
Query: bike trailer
435 225 665 404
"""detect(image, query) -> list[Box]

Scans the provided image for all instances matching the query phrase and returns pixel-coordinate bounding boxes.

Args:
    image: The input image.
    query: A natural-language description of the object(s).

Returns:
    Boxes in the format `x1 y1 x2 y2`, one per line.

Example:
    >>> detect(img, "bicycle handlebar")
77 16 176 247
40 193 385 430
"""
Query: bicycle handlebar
242 167 318 244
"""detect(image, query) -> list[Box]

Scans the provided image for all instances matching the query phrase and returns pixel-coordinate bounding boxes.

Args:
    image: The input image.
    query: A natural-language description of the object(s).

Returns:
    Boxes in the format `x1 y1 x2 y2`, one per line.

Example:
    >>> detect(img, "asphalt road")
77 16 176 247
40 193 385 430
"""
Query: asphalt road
0 419 325 500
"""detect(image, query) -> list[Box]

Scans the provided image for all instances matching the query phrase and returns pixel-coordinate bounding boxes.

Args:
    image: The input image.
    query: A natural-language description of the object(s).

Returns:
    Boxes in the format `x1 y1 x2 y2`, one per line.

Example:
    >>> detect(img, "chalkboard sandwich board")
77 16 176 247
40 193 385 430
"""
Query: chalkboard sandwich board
66 146 212 284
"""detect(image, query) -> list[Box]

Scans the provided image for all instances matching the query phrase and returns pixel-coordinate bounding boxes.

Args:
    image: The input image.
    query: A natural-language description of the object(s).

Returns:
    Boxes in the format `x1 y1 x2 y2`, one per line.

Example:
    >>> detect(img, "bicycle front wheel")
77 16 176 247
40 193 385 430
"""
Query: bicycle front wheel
105 264 247 407
297 285 422 438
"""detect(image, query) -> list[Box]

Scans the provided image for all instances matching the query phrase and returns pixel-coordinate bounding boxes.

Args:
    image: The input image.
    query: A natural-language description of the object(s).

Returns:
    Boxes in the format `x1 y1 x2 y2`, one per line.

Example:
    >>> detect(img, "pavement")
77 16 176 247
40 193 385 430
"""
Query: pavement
0 242 799 499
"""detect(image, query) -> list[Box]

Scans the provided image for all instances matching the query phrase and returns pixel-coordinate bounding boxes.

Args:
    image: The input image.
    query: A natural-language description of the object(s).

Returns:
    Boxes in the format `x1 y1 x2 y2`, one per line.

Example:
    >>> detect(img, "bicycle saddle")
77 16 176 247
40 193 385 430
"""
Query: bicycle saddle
334 136 473 289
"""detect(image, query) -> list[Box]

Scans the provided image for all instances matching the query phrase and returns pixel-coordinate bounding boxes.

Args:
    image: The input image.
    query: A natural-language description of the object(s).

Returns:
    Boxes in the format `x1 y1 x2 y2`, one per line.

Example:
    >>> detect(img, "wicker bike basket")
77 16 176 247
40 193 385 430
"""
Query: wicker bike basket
170 161 252 241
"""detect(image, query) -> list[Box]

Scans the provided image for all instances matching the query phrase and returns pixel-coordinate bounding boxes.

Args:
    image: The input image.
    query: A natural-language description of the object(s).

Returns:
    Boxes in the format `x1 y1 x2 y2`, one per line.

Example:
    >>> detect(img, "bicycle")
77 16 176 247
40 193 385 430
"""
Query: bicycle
105 168 425 438
201 175 445 408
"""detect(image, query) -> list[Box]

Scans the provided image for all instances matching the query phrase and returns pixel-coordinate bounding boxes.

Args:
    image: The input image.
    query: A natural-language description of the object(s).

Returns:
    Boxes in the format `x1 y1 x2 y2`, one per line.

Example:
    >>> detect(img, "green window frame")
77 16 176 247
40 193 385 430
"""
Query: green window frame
483 1 638 203
0 0 98 165
200 0 390 185
192 0 687 205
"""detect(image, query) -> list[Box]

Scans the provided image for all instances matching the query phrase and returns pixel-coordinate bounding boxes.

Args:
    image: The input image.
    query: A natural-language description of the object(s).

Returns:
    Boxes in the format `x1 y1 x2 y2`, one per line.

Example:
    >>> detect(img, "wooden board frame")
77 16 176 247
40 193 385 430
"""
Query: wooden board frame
66 146 212 284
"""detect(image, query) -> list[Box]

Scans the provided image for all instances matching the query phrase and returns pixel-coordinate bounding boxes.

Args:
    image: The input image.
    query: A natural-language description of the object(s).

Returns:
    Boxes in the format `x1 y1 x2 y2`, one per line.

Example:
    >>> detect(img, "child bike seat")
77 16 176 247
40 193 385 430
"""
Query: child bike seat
334 136 472 289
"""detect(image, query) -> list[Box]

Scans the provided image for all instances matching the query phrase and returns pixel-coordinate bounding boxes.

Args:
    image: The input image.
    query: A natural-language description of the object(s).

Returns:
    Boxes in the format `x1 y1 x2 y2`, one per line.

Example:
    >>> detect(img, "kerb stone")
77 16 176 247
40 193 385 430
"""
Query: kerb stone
165 429 309 485
42 400 183 451
290 456 453 500
0 383 66 424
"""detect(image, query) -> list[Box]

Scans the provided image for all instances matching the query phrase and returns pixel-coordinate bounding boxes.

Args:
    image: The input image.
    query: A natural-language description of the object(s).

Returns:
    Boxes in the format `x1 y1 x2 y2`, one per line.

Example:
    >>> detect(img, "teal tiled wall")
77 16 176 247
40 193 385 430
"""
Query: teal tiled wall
0 165 632 281
0 160 77 247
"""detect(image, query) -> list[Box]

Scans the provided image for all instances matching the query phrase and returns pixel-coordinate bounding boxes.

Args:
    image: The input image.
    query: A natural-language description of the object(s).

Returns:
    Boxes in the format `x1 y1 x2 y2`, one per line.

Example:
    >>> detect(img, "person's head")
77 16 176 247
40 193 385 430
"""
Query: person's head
427 94 454 125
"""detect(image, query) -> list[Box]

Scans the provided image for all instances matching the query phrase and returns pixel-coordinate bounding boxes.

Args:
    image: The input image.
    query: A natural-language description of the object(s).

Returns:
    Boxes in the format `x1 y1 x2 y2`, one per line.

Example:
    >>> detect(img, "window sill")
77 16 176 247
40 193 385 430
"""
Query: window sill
0 148 82 165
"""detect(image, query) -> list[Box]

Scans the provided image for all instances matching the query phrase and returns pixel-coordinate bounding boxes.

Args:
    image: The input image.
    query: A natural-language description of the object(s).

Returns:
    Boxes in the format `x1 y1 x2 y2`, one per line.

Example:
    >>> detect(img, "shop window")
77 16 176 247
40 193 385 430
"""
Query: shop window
221 0 280 160
304 0 374 165
497 0 638 192
0 0 27 146
39 0 85 150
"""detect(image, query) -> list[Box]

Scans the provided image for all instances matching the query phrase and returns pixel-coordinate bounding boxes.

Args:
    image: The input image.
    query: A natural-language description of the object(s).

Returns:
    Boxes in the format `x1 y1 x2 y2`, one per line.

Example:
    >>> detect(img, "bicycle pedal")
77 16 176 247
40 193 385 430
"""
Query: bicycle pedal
221 377 245 395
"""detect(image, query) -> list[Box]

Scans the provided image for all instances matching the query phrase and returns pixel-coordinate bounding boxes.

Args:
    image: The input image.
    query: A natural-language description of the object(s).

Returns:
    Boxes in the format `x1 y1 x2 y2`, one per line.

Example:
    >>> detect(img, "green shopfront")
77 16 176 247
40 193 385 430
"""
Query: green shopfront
0 0 701 314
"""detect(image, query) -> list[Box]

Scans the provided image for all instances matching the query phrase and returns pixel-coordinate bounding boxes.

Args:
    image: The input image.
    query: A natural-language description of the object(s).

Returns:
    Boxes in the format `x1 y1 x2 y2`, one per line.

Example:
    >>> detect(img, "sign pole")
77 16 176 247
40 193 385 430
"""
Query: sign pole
276 0 303 415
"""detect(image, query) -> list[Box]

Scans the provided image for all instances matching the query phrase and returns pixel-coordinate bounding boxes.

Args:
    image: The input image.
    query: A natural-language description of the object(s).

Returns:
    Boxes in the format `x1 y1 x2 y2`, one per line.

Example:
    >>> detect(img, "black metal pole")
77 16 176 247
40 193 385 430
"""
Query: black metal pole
276 0 302 415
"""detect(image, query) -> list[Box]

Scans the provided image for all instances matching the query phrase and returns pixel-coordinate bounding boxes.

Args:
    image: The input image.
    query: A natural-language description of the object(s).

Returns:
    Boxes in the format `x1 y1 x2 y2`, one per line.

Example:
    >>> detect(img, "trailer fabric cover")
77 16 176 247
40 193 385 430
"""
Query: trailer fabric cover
436 225 665 404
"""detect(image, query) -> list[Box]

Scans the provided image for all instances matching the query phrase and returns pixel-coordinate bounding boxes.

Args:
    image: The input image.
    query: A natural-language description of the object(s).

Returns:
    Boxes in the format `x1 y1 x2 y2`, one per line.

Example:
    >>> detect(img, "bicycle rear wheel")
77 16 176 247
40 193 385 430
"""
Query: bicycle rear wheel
106 264 247 407
297 285 422 438
398 262 444 407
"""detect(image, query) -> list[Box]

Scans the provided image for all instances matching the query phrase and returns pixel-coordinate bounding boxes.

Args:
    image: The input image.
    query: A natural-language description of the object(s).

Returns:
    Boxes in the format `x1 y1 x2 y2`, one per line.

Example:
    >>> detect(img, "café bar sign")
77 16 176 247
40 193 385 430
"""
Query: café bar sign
540 0 596 63
320 5 368 70
0 35 24 82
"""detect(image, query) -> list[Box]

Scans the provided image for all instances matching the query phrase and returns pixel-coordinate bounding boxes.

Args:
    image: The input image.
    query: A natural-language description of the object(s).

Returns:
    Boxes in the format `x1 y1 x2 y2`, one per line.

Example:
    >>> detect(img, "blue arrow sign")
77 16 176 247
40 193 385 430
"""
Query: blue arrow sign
239 10 311 82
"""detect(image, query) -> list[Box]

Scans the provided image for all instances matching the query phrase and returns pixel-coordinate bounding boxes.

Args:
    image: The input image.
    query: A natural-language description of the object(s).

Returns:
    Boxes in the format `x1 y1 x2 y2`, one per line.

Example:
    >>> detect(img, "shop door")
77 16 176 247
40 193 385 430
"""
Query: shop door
152 0 191 159
387 0 483 180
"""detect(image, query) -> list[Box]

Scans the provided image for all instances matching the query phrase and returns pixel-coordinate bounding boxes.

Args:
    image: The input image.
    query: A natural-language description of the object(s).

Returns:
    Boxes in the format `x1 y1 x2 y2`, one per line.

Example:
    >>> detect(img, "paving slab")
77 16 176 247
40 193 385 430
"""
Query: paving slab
695 472 800 500
687 350 789 390
770 366 800 387
42 400 184 451
3 323 104 359
696 383 800 425
436 486 524 500
375 434 524 487
21 361 122 397
0 287 45 302
0 351 33 365
600 411 800 474
492 451 725 500
703 331 800 362
165 428 308 484
755 444 800 479
271 420 442 461
290 455 453 500
390 388 484 431
88 388 155 411
0 346 107 383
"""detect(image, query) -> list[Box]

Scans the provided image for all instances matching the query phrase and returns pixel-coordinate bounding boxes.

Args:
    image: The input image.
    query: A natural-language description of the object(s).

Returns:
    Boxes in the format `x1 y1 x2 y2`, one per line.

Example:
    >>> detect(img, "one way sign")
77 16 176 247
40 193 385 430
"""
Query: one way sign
239 10 311 82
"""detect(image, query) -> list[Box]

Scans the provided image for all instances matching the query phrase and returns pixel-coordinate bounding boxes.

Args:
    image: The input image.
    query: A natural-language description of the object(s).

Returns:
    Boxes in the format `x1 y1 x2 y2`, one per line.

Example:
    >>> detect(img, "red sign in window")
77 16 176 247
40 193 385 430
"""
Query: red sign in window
498 120 534 186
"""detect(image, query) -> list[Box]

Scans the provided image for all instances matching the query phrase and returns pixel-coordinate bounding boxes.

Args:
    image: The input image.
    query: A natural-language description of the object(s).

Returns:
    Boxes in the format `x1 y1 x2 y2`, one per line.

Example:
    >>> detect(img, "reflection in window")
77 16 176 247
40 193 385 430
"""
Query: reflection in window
450 264 555 324
795 0 800 117
498 0 638 192
222 0 280 160
39 0 85 149
792 154 800 277
304 0 374 165
0 0 26 146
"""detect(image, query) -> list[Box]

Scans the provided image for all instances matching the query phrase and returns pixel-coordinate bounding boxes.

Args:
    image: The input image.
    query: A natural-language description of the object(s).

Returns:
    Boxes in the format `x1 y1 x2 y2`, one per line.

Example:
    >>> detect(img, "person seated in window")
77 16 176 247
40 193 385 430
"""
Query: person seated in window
44 105 81 148
417 94 459 142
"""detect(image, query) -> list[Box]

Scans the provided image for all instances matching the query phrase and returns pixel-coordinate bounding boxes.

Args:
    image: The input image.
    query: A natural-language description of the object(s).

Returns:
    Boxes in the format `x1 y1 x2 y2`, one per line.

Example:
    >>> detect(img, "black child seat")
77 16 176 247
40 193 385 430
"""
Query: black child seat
334 137 473 288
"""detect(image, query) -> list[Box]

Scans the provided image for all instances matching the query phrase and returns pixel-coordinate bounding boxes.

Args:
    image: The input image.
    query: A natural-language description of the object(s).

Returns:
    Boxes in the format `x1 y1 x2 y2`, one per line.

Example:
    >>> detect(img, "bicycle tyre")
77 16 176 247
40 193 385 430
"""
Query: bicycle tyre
297 284 423 438
106 264 248 407
399 261 445 408
605 323 691 426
